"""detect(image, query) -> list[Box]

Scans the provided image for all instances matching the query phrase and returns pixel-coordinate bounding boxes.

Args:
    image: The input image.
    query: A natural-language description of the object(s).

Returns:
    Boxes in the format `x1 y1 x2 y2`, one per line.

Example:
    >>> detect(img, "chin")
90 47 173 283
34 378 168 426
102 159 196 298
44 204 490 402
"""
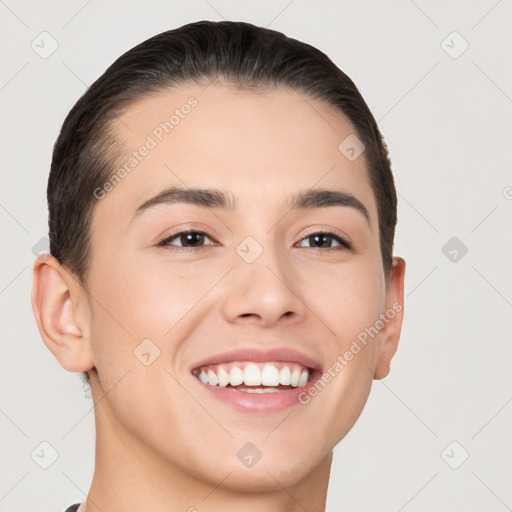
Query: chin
191 444 329 493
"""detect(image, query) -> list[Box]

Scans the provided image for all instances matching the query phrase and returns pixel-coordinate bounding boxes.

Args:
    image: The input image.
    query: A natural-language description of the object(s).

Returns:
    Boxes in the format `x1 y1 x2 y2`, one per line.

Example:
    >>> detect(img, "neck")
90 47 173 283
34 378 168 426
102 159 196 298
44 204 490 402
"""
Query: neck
82 395 332 512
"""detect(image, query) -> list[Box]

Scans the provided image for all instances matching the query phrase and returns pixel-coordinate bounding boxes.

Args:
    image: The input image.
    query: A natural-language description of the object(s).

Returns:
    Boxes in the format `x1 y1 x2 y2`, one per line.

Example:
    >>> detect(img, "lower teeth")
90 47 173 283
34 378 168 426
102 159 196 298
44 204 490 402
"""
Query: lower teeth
238 387 280 394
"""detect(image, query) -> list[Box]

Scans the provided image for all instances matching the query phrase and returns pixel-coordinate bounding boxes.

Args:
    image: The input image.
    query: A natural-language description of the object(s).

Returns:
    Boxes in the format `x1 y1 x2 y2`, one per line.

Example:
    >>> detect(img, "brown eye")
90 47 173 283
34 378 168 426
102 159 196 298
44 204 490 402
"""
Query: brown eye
296 232 352 250
158 230 215 249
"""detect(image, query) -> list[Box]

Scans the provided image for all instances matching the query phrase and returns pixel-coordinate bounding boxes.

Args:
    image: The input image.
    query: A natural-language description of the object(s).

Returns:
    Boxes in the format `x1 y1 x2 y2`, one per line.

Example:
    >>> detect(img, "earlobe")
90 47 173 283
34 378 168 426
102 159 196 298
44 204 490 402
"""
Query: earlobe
373 256 406 380
31 255 95 373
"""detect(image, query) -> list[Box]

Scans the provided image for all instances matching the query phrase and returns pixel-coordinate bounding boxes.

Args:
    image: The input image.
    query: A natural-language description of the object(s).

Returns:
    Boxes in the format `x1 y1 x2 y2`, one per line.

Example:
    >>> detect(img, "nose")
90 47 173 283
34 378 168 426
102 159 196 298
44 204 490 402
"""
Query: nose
221 242 307 328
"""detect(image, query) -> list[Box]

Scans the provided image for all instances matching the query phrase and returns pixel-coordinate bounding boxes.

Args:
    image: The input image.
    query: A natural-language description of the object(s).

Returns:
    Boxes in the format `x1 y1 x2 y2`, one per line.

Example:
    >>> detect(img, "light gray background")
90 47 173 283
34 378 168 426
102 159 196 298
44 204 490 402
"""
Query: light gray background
1 1 511 511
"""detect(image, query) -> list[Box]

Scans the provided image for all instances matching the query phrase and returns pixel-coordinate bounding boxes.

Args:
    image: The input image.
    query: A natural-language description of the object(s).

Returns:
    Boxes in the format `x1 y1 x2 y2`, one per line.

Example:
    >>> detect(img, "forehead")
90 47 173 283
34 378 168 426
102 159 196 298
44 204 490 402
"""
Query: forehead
92 83 377 230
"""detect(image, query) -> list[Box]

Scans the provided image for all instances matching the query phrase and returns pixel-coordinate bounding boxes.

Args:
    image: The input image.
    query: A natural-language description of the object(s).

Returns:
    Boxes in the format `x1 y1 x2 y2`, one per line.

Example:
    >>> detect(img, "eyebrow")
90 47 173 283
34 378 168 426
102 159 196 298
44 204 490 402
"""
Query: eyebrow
129 186 371 226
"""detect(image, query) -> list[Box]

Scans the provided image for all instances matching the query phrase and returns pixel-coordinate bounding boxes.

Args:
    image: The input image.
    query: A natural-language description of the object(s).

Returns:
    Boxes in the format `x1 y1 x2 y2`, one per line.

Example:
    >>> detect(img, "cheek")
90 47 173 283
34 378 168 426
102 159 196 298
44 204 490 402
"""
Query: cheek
90 250 208 330
87 254 226 376
299 255 385 343
295 257 384 409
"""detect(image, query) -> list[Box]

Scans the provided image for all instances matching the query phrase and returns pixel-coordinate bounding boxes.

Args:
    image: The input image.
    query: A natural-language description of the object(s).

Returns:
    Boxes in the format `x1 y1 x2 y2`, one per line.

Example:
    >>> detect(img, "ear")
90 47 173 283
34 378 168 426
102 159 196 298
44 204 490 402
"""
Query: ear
374 256 406 380
31 255 95 373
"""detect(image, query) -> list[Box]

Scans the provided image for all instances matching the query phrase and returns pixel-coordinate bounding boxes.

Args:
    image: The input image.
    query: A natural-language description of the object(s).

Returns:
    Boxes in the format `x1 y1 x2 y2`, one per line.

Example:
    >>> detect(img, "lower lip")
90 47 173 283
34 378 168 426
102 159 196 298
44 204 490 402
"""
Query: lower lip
193 372 320 413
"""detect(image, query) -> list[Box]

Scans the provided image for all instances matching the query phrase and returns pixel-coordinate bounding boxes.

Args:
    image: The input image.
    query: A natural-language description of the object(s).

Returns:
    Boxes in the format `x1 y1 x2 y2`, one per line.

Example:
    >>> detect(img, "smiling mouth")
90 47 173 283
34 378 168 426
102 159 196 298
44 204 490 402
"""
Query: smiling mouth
192 361 313 393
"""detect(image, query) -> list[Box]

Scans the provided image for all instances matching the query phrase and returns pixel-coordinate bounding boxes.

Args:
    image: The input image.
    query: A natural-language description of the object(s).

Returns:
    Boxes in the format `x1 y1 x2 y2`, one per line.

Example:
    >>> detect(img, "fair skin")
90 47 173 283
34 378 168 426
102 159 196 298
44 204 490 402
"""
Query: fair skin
32 83 405 512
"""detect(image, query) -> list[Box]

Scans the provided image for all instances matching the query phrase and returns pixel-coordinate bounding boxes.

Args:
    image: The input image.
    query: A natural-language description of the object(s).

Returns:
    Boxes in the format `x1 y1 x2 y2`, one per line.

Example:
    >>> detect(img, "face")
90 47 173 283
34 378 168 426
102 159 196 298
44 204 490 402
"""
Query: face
83 83 403 491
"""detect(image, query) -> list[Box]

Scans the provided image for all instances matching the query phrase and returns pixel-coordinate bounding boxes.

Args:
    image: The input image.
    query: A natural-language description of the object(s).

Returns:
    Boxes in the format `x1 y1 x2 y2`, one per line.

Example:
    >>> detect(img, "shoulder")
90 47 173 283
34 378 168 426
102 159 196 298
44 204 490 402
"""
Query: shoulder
64 504 81 512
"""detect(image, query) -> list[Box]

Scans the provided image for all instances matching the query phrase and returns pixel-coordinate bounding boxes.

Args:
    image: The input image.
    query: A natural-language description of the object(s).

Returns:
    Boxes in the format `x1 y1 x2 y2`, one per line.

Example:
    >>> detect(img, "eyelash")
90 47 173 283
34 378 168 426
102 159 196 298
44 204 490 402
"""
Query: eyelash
157 229 353 252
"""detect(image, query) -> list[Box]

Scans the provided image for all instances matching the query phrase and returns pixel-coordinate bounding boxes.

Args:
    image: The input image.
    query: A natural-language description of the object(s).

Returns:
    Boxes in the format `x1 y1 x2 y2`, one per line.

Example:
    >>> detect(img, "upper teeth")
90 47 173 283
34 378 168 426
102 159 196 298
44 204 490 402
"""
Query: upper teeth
195 362 310 388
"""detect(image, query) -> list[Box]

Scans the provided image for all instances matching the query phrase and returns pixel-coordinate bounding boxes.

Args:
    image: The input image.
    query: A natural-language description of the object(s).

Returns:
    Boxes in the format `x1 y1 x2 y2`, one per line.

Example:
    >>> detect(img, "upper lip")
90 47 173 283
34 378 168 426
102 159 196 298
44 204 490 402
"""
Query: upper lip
190 347 322 372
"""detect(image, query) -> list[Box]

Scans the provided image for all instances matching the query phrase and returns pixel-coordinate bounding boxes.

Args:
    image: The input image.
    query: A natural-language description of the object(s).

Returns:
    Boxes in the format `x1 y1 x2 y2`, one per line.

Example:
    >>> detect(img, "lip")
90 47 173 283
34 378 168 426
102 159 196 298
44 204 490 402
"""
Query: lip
190 347 322 372
190 347 322 413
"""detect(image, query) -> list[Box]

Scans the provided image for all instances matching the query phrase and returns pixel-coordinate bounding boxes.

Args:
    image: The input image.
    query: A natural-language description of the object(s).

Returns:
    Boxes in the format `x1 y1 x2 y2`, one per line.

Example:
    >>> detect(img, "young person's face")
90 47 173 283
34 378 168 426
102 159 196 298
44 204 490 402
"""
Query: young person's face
78 84 404 490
